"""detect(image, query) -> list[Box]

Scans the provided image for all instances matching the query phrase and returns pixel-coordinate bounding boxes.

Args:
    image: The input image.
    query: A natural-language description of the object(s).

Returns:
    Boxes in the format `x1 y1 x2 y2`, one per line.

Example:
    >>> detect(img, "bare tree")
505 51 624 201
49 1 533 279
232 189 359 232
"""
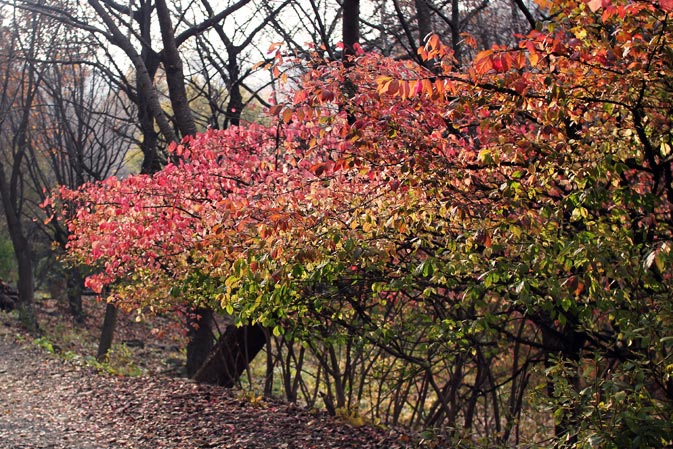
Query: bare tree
185 0 291 129
0 2 137 330
377 0 537 64
29 62 136 322
0 12 40 332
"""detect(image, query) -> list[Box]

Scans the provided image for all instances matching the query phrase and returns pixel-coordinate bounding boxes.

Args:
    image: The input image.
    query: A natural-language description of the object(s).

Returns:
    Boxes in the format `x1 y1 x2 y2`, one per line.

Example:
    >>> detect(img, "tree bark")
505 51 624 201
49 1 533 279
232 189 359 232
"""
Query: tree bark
451 0 462 63
0 24 39 333
0 162 37 333
225 44 243 128
186 307 215 377
155 0 197 138
66 266 84 323
87 0 177 144
137 1 163 174
415 0 435 70
539 314 586 443
14 242 38 333
415 0 433 43
193 324 266 387
97 301 118 360
342 0 360 57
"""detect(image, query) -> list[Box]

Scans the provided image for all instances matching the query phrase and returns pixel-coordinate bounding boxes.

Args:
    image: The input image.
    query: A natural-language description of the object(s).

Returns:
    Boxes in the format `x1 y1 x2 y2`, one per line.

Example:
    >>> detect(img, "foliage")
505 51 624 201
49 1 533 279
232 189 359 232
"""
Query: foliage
45 0 673 446
33 336 57 353
94 343 144 377
33 333 143 376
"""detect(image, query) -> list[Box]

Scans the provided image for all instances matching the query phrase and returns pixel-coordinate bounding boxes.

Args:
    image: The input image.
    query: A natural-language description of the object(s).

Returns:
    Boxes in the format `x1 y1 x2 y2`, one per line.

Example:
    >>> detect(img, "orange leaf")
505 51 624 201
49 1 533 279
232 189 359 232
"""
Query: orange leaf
426 34 440 51
492 53 511 73
434 79 445 96
474 50 494 75
412 80 423 97
400 81 410 99
310 163 328 177
484 233 492 248
422 79 433 96
282 108 293 123
575 280 585 296
528 51 541 68
376 75 393 95
267 41 283 54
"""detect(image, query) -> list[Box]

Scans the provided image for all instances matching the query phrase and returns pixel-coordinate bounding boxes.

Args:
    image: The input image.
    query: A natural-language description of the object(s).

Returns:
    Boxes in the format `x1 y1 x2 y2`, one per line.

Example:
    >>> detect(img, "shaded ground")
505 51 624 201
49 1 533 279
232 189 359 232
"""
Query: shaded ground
0 311 413 449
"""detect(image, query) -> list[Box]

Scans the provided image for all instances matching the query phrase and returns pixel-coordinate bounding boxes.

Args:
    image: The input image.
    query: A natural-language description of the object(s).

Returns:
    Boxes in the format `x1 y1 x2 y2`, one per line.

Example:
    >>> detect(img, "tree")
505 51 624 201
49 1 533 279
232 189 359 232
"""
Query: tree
0 0 136 330
18 0 296 369
31 59 134 322
0 6 54 332
343 0 360 56
49 0 673 445
186 0 292 129
362 0 540 63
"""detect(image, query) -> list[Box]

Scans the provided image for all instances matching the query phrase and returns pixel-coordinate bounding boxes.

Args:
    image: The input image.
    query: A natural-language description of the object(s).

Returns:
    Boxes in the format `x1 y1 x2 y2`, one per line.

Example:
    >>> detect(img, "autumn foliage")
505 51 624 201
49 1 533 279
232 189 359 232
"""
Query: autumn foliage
44 0 673 445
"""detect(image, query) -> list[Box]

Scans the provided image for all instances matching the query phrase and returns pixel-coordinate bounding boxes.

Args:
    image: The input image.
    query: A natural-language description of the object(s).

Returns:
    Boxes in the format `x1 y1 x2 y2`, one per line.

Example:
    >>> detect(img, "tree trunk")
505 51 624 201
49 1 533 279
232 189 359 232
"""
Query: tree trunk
451 0 462 63
193 324 266 387
15 247 38 333
87 0 177 144
0 24 39 334
186 307 215 377
155 0 197 138
138 8 163 174
0 133 37 333
342 0 359 127
415 0 432 43
66 267 84 323
97 301 118 360
342 0 360 57
539 314 586 443
225 44 243 128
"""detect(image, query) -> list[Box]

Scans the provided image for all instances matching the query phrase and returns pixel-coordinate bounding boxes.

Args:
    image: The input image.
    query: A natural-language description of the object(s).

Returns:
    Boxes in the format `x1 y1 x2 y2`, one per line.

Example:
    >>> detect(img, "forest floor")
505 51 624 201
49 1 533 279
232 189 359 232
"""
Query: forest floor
0 297 415 449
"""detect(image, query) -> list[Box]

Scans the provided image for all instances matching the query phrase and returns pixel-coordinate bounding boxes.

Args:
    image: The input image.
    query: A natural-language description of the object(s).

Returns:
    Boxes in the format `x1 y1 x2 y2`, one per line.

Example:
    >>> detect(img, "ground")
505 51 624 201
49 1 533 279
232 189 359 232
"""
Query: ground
0 298 414 449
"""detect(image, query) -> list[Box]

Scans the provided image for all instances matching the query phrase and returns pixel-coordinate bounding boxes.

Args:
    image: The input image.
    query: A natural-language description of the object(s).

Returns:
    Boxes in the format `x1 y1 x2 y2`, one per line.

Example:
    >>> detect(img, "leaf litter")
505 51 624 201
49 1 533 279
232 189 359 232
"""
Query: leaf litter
0 317 414 449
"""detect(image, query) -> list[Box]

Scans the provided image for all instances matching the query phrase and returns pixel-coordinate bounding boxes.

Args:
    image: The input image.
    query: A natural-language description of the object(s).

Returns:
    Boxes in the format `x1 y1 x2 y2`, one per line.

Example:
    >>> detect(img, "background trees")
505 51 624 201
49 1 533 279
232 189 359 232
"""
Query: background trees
0 8 42 332
0 2 136 330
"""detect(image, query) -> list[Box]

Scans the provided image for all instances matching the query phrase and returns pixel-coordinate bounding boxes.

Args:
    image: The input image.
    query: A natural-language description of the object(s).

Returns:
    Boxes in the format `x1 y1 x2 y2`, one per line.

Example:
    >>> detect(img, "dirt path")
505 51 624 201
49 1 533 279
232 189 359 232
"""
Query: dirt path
0 327 117 448
0 322 410 449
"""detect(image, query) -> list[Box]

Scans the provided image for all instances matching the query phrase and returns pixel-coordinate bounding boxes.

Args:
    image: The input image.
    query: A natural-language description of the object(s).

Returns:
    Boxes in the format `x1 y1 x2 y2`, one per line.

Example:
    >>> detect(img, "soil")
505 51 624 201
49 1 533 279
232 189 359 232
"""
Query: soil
0 299 415 449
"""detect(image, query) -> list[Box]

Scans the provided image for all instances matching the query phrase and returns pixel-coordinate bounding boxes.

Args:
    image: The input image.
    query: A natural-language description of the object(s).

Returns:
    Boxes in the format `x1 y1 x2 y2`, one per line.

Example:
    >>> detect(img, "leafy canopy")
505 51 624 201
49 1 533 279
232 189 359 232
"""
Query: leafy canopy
44 0 673 444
